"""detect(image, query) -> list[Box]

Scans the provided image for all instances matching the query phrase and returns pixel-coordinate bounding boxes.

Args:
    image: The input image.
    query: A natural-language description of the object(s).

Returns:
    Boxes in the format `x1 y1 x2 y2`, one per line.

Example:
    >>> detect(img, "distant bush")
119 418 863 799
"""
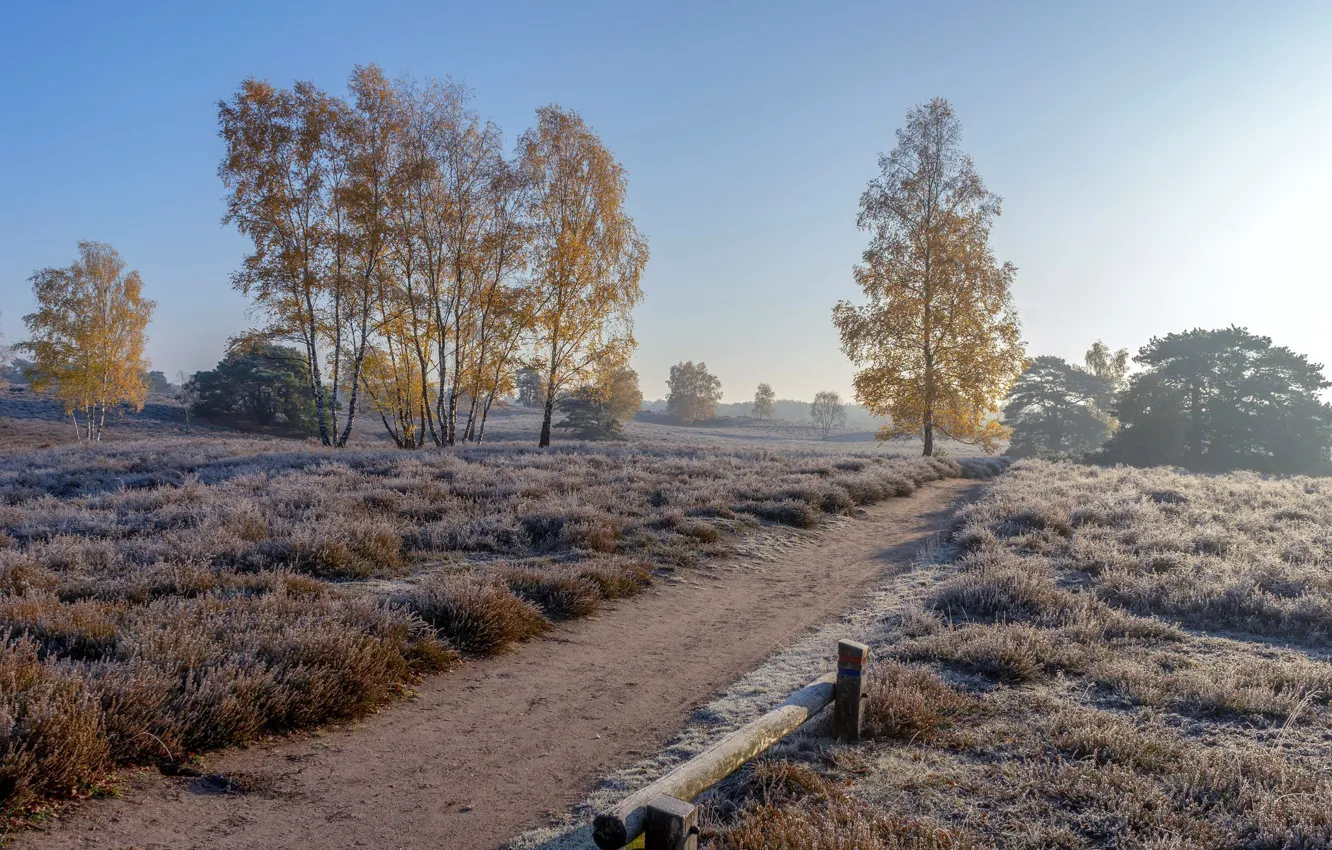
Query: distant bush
186 344 318 436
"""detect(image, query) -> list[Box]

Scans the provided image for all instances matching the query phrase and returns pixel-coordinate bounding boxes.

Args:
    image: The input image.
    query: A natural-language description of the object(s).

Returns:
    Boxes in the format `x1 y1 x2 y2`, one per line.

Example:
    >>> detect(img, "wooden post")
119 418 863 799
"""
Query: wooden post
644 794 698 850
833 639 869 742
593 673 836 849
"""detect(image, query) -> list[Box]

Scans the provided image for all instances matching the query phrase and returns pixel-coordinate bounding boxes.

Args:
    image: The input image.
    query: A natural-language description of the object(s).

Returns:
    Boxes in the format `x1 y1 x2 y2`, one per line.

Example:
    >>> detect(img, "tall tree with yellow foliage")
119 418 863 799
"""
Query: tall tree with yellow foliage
20 242 156 442
521 105 648 448
833 98 1024 455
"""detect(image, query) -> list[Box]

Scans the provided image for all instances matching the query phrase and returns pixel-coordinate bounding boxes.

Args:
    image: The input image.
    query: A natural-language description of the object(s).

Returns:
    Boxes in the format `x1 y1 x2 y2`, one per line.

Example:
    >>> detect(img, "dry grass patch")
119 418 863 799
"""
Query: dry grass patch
0 436 973 816
704 761 975 850
712 460 1332 849
396 575 547 656
862 663 980 742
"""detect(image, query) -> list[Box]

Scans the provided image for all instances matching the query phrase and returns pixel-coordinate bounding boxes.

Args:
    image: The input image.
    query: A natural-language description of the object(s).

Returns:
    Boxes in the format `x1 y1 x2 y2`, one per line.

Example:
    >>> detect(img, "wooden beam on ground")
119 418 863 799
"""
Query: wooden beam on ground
592 672 836 849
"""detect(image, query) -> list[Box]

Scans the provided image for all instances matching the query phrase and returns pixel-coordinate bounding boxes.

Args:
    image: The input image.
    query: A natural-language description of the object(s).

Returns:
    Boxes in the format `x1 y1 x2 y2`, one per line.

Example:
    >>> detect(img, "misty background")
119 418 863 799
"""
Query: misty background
1 0 1329 403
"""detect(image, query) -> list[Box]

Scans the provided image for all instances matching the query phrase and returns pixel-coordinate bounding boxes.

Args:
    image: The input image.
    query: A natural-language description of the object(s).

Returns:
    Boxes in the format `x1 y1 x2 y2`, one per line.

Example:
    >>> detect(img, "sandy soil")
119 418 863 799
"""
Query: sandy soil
17 479 977 850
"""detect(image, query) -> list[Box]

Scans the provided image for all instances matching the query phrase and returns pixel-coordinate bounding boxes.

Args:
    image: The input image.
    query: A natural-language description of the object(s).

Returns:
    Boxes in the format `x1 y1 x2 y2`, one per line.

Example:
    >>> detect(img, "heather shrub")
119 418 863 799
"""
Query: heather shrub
0 638 110 815
735 500 821 529
862 663 978 742
398 575 547 656
0 595 122 661
502 568 602 621
575 558 653 599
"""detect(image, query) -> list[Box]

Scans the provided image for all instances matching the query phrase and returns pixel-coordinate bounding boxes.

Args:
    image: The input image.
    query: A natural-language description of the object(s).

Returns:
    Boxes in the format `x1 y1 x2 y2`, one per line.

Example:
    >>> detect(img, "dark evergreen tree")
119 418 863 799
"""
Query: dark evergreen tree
143 370 171 394
553 386 624 440
1101 327 1332 473
187 345 318 435
1004 356 1114 458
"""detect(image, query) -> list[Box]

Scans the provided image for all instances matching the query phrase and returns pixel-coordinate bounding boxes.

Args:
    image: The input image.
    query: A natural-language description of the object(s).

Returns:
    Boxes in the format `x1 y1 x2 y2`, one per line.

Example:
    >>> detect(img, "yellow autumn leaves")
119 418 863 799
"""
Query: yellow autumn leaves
20 242 155 442
834 98 1025 454
218 66 647 449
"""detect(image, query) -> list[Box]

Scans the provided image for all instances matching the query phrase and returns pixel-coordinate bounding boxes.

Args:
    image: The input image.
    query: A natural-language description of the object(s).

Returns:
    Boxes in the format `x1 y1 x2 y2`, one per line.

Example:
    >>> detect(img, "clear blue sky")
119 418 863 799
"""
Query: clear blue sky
2 1 1329 402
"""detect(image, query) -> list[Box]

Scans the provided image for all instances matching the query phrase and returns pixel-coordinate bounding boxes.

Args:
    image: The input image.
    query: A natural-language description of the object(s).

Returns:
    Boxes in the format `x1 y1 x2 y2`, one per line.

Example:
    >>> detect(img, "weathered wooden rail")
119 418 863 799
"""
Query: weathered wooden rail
591 639 871 850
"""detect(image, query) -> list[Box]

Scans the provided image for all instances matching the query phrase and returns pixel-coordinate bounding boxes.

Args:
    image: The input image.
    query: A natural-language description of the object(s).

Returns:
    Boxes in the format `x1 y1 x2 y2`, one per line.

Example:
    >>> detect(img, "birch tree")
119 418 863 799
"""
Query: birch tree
218 76 349 446
521 105 648 447
20 242 155 441
752 382 775 419
834 98 1024 455
810 390 846 439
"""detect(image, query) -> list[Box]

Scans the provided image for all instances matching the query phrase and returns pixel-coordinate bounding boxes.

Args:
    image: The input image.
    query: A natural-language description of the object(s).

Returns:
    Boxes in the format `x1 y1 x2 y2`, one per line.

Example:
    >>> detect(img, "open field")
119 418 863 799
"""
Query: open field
0 399 1003 822
691 460 1332 849
15 478 977 850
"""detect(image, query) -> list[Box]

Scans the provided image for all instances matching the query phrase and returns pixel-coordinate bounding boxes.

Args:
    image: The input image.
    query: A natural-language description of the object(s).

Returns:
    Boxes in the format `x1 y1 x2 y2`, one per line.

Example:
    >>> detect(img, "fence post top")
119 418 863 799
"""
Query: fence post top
647 794 696 819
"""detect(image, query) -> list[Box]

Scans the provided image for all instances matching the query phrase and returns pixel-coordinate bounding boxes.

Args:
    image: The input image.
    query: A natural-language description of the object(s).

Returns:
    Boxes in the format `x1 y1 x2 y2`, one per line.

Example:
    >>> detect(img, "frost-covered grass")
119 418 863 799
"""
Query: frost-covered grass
0 433 991 820
543 460 1332 850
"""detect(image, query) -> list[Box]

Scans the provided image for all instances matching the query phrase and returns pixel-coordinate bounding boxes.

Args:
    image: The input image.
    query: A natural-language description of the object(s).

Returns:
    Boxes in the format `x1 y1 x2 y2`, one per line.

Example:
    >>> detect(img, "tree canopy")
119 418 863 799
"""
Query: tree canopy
1003 356 1114 458
524 105 648 447
834 98 1024 455
810 391 847 439
187 344 319 436
218 67 645 450
19 242 155 442
1100 327 1332 474
1084 341 1130 392
666 361 722 423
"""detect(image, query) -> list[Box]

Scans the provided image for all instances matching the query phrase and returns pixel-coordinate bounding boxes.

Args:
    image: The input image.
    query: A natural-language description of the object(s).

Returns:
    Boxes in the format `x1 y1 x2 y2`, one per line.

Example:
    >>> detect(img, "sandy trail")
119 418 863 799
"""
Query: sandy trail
19 479 977 850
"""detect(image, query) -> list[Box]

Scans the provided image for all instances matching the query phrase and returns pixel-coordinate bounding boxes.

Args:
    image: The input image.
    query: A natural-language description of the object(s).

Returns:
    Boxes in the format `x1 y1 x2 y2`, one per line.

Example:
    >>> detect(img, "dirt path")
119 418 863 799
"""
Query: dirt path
19 479 978 850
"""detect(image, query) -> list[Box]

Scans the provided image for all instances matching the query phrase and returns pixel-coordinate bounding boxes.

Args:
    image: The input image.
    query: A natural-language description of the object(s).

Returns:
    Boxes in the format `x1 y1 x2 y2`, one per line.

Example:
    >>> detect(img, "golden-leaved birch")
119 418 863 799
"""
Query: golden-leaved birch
21 242 155 442
834 98 1024 455
520 105 648 448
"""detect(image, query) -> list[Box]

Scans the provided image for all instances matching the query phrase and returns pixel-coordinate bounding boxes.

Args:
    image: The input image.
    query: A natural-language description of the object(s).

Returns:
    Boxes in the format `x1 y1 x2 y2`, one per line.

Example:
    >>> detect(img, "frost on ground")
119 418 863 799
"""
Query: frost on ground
663 460 1332 850
505 525 954 850
0 417 1004 820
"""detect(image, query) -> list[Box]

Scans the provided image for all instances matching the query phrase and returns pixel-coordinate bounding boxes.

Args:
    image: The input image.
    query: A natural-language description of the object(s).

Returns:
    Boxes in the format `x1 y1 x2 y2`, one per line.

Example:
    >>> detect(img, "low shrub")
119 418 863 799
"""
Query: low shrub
0 638 110 815
576 558 653 600
502 569 602 621
398 575 547 656
863 663 978 742
735 500 820 529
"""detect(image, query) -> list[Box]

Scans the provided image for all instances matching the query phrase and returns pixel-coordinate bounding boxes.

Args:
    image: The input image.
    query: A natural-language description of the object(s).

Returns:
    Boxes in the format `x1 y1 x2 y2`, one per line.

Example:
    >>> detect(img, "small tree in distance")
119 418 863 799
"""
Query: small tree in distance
1084 341 1130 391
666 361 722 423
752 382 775 419
20 242 156 442
515 368 547 408
810 391 847 439
554 367 641 440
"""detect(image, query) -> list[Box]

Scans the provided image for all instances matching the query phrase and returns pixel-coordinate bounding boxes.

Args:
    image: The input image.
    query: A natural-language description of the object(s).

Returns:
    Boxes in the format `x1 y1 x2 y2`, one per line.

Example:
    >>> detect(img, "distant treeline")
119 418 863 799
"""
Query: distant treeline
641 397 888 430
